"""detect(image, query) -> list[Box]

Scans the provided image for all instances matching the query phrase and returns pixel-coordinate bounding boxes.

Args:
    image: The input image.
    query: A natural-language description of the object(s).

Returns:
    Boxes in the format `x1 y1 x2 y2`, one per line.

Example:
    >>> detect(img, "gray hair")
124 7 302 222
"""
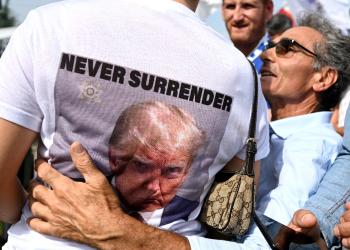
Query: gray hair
298 11 350 111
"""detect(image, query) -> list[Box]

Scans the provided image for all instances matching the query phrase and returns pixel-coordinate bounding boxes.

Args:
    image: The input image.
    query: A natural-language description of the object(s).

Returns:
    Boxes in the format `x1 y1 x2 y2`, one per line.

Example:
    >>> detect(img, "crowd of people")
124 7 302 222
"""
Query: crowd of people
1 0 350 249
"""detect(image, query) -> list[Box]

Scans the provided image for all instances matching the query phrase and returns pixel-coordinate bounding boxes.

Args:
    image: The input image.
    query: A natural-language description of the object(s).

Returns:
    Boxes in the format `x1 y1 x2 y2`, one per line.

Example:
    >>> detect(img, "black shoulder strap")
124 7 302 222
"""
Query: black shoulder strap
245 60 259 176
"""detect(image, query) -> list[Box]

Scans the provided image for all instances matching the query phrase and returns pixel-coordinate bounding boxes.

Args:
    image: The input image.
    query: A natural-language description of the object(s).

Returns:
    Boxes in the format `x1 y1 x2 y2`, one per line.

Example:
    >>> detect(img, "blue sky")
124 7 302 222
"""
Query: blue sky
5 0 285 40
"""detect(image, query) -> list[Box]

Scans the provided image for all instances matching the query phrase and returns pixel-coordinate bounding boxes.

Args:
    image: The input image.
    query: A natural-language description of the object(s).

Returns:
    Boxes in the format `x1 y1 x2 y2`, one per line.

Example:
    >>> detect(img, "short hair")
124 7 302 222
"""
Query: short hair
108 101 206 167
298 12 350 111
267 14 292 37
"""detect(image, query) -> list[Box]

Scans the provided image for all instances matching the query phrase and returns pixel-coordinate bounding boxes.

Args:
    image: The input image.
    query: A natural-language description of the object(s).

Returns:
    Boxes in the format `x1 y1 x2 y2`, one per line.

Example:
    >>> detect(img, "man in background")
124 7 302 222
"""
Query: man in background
221 0 273 72
222 0 273 121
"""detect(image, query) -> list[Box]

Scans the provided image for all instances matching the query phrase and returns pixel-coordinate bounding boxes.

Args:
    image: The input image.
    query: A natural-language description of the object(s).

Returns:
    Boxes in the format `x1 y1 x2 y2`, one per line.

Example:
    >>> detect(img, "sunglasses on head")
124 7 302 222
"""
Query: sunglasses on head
263 39 318 58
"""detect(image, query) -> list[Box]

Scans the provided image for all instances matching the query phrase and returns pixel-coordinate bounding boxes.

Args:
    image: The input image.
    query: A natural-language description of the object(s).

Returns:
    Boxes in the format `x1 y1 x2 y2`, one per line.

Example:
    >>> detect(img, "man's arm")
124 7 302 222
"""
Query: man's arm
298 107 350 248
27 142 191 250
0 118 38 223
284 106 350 249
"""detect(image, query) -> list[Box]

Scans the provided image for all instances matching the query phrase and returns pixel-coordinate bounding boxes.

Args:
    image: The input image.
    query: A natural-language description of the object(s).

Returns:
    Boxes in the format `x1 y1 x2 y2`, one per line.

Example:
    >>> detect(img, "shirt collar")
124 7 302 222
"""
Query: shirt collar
270 112 333 139
247 32 270 62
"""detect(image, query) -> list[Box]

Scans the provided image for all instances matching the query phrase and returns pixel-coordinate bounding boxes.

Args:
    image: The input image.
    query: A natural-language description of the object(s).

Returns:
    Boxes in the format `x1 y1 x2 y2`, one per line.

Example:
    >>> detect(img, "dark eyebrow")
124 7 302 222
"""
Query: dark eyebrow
279 38 292 42
271 38 290 44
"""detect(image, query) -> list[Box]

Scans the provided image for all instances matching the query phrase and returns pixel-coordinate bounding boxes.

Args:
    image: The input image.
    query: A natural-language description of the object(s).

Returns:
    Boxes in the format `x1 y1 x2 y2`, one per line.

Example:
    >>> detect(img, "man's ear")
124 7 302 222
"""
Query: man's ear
313 67 339 92
265 0 274 20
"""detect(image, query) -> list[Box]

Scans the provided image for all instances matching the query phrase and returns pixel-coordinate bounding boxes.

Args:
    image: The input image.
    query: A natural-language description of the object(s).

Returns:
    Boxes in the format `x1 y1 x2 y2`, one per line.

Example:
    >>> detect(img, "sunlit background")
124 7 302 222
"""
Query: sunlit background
0 0 350 247
2 0 350 41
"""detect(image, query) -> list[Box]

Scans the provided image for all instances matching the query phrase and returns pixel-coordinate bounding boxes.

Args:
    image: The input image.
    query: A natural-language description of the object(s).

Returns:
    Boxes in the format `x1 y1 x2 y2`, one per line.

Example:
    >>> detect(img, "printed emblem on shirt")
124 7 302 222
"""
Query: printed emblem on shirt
79 81 101 103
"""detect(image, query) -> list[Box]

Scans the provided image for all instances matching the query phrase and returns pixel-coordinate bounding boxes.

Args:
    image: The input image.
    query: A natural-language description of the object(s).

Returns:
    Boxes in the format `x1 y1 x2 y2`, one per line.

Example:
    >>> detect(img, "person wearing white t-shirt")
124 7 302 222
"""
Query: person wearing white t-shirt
0 0 270 249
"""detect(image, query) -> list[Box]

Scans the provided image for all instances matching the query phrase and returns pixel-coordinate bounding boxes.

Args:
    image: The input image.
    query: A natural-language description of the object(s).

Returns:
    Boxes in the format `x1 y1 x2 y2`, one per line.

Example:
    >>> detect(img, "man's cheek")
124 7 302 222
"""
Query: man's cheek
162 179 184 194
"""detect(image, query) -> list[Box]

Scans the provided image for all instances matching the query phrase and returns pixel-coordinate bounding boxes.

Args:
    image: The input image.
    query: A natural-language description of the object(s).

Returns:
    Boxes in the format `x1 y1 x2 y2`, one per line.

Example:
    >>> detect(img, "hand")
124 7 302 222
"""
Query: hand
273 224 296 250
27 142 191 250
288 209 327 250
27 142 124 248
334 202 350 249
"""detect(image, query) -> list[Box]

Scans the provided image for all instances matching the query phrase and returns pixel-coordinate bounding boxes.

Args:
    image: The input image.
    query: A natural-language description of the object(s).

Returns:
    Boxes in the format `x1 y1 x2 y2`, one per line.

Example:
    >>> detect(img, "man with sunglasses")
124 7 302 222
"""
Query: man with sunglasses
255 11 350 250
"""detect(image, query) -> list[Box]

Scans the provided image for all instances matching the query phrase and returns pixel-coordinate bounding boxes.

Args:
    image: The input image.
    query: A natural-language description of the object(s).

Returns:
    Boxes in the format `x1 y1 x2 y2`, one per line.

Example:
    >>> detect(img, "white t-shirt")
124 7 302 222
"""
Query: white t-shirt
0 0 269 249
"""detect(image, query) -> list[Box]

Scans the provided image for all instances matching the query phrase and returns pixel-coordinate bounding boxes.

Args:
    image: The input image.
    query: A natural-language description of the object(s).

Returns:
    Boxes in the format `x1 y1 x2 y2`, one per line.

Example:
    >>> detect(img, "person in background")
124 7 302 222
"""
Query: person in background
266 13 293 39
221 0 274 120
221 0 273 72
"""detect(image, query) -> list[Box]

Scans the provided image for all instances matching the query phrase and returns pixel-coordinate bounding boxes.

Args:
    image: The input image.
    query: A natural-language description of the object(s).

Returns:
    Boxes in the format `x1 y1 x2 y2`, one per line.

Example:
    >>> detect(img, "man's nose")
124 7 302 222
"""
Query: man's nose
260 48 274 62
233 7 244 23
144 177 161 193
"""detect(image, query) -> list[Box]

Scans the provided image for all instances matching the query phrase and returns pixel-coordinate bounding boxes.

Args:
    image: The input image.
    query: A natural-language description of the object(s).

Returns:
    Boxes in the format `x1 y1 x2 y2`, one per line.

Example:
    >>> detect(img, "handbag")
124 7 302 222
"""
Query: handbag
199 60 259 236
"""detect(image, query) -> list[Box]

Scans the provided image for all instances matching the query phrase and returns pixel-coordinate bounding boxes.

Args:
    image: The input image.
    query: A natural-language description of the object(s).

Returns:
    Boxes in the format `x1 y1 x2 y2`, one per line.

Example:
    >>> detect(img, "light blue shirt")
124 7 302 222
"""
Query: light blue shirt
256 112 342 226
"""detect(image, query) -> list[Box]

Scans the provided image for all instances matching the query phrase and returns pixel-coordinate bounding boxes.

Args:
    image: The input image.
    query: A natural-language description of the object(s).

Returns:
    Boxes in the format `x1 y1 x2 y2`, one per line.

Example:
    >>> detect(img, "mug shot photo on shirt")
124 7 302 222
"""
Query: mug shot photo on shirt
107 101 206 224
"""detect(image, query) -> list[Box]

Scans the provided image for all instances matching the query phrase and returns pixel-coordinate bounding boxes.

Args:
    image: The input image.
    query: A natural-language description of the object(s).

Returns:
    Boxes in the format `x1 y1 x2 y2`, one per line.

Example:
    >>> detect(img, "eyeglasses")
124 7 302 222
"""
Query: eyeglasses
263 39 318 58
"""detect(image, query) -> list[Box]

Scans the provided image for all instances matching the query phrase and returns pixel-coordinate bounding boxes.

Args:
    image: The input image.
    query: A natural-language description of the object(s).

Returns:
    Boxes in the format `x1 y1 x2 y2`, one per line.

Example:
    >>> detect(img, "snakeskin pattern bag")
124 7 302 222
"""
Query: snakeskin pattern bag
199 60 259 236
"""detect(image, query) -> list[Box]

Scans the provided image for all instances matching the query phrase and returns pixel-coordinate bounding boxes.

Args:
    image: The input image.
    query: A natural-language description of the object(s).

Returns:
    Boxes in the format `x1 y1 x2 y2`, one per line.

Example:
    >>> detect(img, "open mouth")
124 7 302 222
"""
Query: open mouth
261 70 277 78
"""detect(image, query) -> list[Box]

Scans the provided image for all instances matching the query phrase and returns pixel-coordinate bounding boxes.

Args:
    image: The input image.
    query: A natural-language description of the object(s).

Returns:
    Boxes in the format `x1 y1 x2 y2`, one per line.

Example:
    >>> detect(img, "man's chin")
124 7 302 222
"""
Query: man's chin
230 34 253 45
139 202 163 212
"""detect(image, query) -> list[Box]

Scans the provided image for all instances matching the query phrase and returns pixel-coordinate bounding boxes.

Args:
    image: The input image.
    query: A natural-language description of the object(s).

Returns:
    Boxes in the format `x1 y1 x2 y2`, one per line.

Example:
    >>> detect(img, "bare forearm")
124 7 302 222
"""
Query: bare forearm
88 214 191 250
0 118 38 223
28 149 192 250
0 178 27 223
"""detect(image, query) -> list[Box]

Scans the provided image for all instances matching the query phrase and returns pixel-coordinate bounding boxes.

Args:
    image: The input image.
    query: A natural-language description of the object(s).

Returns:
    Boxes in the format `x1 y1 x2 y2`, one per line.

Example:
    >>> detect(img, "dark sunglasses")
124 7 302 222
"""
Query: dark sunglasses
263 39 318 58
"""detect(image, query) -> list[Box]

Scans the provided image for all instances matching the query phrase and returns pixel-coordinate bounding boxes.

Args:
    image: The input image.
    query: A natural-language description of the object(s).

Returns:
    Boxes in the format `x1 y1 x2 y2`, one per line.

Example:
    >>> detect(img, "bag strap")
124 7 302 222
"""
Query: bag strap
244 60 259 177
247 62 282 250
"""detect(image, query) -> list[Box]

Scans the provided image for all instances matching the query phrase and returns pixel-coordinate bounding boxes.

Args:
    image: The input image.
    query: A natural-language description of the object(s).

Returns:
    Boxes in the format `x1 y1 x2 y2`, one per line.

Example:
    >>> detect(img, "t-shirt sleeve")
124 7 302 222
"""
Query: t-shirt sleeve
0 12 43 132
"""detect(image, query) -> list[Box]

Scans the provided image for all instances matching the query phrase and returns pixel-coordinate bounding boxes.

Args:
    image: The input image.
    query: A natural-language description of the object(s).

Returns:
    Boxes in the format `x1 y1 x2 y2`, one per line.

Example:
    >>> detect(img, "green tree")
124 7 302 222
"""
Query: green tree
0 0 16 28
